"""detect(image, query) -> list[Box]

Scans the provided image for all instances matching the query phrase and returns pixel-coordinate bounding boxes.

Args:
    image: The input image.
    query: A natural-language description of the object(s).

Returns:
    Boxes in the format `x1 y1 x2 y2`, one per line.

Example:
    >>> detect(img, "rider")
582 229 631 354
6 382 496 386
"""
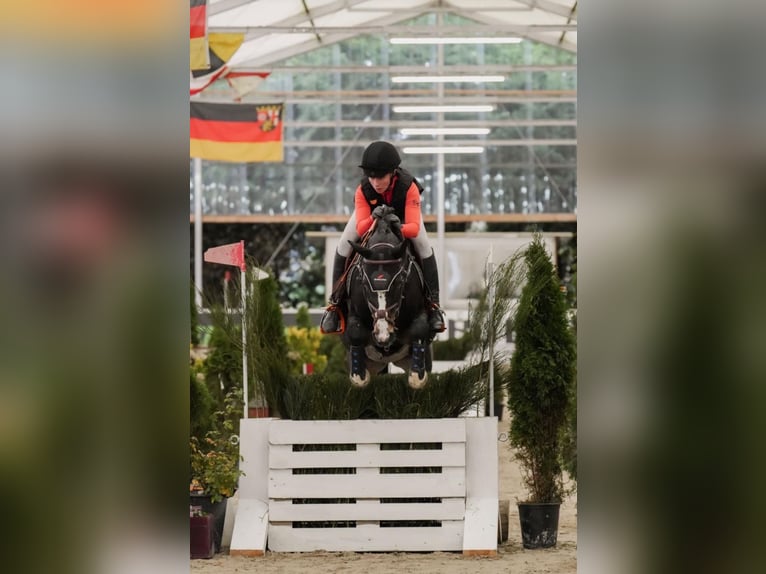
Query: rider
320 140 446 335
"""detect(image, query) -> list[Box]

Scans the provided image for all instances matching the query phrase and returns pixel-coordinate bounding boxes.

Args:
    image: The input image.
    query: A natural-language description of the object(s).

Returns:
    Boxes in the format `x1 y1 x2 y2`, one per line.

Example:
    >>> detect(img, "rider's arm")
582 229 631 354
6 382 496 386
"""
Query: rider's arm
354 186 374 236
399 183 422 239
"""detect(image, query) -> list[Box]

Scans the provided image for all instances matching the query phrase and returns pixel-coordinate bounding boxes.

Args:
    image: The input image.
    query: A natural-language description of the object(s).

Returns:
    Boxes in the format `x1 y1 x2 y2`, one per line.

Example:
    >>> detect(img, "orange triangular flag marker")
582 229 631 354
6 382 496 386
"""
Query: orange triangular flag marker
204 240 246 271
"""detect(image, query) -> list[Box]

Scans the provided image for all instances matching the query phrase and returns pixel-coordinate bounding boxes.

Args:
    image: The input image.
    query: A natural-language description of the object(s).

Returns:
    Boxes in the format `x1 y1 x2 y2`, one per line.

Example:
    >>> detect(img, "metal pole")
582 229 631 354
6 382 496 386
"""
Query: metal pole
193 157 203 309
488 244 495 418
436 24 446 304
241 268 249 420
436 152 445 298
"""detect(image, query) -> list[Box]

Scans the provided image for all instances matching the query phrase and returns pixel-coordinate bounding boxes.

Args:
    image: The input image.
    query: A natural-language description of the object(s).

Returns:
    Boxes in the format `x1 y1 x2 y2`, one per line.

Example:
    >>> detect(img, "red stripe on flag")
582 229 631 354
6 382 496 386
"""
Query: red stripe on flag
225 72 270 79
190 5 206 38
189 66 228 96
190 117 283 143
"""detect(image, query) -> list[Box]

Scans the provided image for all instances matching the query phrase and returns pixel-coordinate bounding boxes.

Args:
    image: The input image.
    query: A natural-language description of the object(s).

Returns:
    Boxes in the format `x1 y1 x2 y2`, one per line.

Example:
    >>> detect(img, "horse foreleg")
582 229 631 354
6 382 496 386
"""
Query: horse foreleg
348 345 370 387
406 313 431 389
346 316 371 387
407 340 429 389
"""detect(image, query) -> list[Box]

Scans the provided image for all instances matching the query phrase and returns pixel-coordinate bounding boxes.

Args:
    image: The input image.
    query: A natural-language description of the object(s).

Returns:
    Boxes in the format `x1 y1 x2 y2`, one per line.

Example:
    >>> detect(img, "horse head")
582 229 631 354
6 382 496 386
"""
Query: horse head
348 215 409 347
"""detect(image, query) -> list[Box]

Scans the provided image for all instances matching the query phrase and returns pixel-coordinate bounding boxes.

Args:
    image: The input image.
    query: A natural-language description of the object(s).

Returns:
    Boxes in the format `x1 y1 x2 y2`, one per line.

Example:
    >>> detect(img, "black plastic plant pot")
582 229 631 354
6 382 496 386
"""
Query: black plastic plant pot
517 502 561 549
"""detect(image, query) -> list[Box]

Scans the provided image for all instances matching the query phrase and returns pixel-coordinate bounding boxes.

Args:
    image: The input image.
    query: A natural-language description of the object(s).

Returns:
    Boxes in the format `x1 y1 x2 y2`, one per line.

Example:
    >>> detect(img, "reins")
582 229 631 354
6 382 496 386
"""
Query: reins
329 219 378 302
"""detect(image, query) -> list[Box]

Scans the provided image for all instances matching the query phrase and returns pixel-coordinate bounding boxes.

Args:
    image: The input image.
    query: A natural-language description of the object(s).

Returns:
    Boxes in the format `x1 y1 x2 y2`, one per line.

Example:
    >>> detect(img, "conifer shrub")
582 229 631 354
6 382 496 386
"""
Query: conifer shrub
507 235 576 503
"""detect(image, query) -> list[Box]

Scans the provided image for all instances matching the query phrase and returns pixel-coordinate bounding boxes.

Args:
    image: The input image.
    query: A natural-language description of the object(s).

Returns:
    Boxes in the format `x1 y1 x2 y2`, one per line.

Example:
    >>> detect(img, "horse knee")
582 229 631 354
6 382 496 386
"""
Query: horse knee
409 313 430 341
346 316 369 345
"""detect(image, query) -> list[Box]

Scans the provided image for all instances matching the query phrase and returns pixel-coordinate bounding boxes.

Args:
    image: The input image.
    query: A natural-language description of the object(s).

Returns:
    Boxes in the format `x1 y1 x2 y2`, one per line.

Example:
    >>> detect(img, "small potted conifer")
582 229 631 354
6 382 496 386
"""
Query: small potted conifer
507 234 576 548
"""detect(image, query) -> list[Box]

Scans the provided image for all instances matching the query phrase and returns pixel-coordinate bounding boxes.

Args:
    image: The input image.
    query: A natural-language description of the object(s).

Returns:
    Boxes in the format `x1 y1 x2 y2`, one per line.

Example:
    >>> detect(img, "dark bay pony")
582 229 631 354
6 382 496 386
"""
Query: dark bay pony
342 211 432 388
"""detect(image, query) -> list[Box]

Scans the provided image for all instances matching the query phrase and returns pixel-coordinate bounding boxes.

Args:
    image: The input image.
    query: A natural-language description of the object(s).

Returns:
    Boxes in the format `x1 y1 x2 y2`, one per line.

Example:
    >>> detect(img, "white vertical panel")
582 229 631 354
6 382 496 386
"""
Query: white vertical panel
464 418 498 498
230 498 268 556
221 494 238 548
238 418 272 500
462 418 498 553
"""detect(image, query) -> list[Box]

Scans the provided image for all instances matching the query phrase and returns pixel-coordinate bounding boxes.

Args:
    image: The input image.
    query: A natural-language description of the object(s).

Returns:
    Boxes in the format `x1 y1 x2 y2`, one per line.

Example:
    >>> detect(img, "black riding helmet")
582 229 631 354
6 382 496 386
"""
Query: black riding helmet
359 141 401 178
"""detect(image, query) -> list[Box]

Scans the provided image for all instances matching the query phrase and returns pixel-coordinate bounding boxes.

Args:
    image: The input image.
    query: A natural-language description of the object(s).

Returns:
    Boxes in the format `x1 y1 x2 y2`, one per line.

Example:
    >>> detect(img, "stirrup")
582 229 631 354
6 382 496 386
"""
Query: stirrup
320 304 346 335
428 304 446 333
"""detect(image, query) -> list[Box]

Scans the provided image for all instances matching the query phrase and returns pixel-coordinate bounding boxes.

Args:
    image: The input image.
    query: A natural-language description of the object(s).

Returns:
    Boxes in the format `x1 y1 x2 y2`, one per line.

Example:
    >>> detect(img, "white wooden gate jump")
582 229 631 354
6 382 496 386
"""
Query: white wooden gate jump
230 417 497 556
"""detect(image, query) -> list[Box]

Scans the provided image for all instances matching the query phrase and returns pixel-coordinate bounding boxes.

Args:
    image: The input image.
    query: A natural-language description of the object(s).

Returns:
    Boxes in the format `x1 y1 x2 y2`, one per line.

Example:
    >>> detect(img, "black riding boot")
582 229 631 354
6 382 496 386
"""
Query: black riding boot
320 251 348 334
420 251 446 333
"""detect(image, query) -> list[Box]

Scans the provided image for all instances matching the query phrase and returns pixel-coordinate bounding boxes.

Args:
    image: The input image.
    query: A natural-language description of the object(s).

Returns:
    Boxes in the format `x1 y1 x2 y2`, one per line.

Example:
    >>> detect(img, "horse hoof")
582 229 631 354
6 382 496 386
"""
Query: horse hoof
350 370 370 388
408 371 428 389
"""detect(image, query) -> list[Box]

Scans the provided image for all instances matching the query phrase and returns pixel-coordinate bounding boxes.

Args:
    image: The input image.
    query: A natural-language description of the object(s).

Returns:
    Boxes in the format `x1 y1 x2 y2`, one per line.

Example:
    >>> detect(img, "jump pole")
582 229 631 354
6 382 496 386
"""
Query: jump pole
240 264 248 420
193 157 203 309
487 244 495 418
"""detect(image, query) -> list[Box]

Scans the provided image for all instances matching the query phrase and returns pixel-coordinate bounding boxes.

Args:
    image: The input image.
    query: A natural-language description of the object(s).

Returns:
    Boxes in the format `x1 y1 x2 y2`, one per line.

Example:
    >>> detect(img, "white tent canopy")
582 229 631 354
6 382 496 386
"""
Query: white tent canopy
209 0 577 71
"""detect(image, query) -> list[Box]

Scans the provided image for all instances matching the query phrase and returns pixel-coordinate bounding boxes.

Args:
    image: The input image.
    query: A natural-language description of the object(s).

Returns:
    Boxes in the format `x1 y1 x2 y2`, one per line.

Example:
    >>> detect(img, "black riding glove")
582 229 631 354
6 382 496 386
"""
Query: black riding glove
372 205 392 219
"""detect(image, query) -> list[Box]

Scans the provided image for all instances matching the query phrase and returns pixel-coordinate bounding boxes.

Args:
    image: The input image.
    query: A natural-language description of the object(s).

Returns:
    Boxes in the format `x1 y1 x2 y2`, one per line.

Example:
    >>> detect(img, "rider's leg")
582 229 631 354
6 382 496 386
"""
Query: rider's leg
320 215 358 333
411 223 446 334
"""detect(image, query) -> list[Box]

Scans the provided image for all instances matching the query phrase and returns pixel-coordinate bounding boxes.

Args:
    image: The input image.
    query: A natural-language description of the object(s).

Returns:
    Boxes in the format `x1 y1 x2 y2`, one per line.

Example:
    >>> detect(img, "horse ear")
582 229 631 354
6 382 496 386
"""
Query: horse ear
348 241 372 258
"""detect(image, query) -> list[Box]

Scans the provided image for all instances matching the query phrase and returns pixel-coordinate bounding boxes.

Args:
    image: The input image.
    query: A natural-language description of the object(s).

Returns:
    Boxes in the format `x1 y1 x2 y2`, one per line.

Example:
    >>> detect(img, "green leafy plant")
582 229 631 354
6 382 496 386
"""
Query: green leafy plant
464 251 526 366
560 368 577 486
431 335 473 360
279 372 375 420
318 334 347 376
203 325 242 411
286 305 328 374
190 282 200 346
190 366 214 442
268 360 499 421
206 262 290 413
507 234 576 503
190 389 245 503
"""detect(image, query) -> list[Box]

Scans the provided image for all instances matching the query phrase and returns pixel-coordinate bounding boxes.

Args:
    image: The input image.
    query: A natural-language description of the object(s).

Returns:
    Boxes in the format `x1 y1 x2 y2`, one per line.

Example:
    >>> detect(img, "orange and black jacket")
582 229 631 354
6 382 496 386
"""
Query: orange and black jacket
354 168 425 239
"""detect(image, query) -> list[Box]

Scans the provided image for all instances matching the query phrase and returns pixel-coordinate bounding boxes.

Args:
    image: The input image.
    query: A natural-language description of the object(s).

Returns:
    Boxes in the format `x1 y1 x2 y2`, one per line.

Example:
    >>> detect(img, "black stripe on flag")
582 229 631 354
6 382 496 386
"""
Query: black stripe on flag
191 46 226 79
190 102 262 123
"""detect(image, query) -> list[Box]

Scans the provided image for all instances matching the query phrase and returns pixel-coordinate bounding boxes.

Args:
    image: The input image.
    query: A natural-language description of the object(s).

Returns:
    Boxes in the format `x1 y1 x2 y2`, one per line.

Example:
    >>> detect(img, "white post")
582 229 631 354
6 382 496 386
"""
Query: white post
241 268 249 420
488 244 495 418
194 157 203 309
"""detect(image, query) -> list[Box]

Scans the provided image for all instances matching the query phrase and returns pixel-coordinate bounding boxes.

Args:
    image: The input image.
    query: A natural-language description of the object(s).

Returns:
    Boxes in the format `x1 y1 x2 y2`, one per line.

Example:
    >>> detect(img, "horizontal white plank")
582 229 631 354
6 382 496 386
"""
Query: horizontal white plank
269 498 465 521
269 467 465 499
268 521 464 552
269 419 465 445
269 442 465 469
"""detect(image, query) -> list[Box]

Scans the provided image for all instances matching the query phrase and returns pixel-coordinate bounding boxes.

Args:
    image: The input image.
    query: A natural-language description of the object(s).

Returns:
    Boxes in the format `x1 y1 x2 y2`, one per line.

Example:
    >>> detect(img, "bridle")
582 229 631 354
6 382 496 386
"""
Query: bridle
355 242 413 327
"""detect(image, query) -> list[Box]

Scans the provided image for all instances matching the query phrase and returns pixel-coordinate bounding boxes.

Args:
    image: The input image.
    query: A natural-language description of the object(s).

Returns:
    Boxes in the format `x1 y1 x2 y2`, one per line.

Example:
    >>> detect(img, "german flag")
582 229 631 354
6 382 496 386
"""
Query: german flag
190 0 209 71
190 102 284 163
